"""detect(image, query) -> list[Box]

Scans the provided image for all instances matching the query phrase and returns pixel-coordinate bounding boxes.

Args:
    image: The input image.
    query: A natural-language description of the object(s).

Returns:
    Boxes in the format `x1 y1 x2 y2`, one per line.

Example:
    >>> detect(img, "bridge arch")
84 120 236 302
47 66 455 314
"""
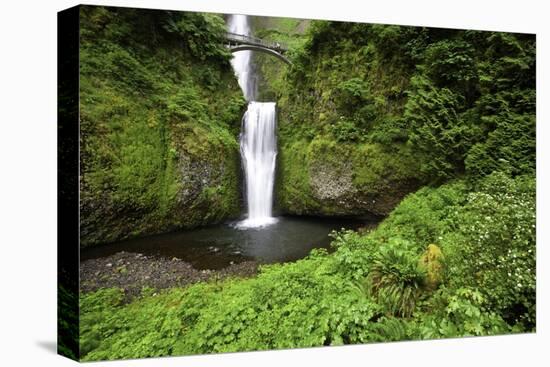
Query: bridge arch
225 32 292 66
229 45 292 65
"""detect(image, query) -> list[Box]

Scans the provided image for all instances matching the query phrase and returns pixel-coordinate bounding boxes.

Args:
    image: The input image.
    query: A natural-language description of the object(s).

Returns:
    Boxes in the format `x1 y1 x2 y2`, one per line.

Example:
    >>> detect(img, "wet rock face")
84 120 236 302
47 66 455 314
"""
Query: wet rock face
307 160 419 216
172 147 243 224
310 161 356 202
177 153 229 207
80 146 242 248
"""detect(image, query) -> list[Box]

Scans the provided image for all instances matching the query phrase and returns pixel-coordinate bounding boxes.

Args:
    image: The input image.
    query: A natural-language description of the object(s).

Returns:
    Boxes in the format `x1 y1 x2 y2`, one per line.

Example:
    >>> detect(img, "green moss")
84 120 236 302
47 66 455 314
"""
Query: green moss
419 244 444 291
275 141 319 214
79 6 246 246
351 143 420 191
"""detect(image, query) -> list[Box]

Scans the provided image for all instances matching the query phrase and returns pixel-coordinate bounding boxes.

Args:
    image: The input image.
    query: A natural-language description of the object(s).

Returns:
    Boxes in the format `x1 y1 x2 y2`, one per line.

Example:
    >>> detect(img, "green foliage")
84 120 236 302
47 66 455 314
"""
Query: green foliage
368 116 409 144
330 229 377 280
363 317 409 342
333 78 371 111
373 181 467 247
80 288 125 357
465 110 535 178
479 32 536 91
330 118 362 142
80 172 535 360
58 285 79 360
423 39 478 95
162 12 232 62
80 257 386 359
252 17 310 101
165 86 206 121
80 288 194 360
412 287 510 339
78 14 536 360
370 173 535 330
404 75 478 182
174 260 348 353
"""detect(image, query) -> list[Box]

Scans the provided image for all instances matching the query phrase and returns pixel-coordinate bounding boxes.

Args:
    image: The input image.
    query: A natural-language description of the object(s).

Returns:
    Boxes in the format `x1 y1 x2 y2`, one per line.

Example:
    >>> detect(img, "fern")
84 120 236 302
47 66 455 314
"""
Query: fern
367 317 409 342
366 239 426 317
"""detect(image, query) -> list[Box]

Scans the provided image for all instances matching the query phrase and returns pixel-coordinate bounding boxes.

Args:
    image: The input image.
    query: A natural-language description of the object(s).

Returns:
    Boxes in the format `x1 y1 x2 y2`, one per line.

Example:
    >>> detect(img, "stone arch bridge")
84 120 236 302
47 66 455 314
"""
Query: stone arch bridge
225 32 292 65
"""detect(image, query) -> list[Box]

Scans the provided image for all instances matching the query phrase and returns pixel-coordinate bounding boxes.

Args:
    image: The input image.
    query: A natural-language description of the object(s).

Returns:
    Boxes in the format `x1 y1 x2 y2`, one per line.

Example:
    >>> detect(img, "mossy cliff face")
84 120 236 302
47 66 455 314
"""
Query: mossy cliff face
79 6 246 247
272 22 534 217
273 22 424 216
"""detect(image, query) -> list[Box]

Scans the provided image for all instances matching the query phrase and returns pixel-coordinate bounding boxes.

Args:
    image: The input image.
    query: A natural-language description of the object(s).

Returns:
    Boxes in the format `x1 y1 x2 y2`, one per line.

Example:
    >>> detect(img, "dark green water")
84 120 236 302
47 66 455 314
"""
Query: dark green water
81 216 371 269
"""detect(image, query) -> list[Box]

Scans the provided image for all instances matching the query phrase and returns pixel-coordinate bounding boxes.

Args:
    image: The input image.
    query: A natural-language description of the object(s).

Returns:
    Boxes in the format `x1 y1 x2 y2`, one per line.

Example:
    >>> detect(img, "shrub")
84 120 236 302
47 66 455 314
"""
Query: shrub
163 12 232 63
443 172 536 328
330 118 362 142
465 111 535 179
372 181 467 248
423 39 478 96
331 229 377 280
333 78 371 112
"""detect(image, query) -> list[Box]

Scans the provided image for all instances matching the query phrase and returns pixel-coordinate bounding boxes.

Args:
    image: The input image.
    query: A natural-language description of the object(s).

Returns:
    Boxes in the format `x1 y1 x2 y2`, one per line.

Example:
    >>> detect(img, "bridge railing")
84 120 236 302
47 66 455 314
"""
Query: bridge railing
225 32 288 52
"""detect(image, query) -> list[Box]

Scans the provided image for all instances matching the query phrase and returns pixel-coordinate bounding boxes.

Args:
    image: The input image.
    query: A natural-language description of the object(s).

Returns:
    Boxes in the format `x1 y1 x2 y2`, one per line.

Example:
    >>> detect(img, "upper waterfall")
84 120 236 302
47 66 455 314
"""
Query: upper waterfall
227 14 256 101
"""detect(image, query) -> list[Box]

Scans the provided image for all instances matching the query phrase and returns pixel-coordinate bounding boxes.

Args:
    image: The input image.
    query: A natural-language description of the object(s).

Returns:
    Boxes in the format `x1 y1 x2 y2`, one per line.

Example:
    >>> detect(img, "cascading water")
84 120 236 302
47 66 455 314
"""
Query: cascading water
238 102 278 228
227 14 256 101
228 14 278 228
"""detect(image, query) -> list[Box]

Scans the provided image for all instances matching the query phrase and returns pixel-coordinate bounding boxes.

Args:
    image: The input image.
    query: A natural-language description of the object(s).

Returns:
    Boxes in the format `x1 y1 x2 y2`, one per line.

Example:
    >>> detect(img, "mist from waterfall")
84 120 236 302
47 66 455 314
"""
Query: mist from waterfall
228 14 278 228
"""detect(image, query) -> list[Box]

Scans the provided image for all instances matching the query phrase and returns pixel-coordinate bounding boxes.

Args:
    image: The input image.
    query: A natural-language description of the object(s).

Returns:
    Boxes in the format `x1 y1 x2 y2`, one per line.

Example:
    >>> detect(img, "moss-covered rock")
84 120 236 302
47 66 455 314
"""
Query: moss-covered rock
419 244 444 290
79 6 246 247
276 137 420 216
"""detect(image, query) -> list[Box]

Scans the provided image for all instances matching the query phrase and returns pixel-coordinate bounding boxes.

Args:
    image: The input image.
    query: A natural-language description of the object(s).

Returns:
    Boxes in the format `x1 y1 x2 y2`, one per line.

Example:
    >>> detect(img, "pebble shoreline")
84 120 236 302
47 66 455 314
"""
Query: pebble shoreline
80 251 259 299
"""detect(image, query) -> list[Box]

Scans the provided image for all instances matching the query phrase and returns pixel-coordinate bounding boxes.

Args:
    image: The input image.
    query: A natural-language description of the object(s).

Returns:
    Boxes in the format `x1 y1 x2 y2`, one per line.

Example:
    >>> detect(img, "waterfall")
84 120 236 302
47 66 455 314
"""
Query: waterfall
228 15 278 228
238 102 278 228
